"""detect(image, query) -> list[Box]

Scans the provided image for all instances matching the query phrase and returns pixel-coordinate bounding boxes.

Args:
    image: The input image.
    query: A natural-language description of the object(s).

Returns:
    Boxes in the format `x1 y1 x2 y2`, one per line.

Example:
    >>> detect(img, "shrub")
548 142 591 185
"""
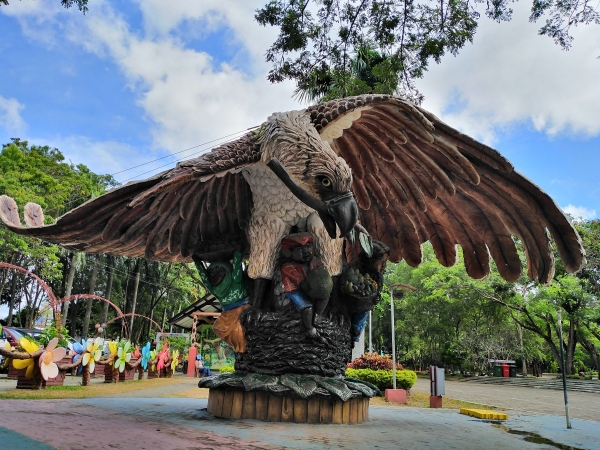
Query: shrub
346 368 417 390
166 336 189 355
36 322 71 349
347 352 403 371
219 365 235 373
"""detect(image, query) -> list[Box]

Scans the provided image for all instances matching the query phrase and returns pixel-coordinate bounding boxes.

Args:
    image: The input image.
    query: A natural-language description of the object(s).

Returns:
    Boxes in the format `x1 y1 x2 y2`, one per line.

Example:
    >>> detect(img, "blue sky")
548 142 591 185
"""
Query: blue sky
0 0 598 220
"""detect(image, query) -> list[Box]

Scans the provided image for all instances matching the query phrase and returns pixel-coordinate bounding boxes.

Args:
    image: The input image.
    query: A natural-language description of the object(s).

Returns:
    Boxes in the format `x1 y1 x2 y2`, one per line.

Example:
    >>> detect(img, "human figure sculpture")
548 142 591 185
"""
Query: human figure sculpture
280 233 333 338
193 250 250 353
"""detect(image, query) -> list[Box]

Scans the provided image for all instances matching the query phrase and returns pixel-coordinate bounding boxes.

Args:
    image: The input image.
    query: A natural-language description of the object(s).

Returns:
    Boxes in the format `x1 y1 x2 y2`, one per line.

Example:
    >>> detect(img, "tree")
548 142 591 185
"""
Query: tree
256 0 600 103
0 0 89 13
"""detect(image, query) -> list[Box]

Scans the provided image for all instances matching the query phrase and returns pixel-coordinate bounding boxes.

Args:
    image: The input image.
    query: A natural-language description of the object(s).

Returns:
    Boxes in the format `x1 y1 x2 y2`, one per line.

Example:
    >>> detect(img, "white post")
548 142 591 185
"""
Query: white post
391 289 397 390
557 308 572 429
368 311 372 354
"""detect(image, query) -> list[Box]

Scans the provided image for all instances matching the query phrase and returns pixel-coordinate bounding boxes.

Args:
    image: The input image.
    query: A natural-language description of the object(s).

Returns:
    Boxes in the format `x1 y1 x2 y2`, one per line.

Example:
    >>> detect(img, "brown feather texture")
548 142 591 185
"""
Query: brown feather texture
0 95 584 283
312 95 585 283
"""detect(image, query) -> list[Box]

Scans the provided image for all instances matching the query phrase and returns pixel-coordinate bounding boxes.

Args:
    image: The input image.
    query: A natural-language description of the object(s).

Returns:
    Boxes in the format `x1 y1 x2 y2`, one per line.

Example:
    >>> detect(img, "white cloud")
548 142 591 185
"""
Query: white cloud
417 2 600 143
3 1 300 171
562 205 597 221
64 1 299 155
0 96 26 135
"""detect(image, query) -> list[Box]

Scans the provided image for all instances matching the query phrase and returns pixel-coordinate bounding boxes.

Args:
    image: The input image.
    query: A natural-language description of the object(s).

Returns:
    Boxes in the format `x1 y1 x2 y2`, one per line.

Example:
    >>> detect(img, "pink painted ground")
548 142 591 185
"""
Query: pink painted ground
0 399 281 449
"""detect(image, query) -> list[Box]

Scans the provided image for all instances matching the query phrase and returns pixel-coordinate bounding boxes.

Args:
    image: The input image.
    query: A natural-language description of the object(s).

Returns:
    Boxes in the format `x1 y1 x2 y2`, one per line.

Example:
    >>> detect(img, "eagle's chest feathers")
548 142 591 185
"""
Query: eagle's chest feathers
242 163 314 227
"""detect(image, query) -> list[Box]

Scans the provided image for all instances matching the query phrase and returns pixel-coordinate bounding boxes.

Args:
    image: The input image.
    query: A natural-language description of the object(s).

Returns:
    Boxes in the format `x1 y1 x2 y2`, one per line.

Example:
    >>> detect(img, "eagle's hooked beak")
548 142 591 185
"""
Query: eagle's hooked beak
267 158 358 239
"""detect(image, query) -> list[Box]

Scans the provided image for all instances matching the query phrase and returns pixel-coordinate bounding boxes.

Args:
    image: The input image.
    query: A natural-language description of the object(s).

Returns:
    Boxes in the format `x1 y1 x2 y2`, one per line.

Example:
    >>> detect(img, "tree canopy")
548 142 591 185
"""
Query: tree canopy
256 0 600 103
0 139 201 342
0 0 88 13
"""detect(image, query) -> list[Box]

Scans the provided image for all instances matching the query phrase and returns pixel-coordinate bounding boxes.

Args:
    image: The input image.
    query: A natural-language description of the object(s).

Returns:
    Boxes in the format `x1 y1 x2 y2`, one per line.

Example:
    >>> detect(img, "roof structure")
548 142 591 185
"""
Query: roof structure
167 293 221 330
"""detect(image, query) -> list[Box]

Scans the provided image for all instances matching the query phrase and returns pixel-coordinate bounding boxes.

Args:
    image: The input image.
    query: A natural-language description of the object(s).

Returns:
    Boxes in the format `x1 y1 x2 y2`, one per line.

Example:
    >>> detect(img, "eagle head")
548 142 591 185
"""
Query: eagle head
259 110 358 238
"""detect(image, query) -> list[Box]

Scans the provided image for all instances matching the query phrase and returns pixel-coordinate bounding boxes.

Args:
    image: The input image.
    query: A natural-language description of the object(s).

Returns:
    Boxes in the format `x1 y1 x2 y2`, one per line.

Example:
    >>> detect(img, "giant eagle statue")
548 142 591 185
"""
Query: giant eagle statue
0 94 586 420
0 94 584 285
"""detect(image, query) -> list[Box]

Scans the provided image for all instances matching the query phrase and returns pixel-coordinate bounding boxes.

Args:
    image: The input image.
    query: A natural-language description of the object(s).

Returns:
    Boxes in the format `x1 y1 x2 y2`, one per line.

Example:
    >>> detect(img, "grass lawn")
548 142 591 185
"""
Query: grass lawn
0 377 192 400
0 376 498 411
370 391 500 410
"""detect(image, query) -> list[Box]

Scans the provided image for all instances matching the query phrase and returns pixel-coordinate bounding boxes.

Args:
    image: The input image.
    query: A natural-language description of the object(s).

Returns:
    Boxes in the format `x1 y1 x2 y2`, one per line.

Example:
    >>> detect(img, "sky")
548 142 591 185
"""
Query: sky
0 0 598 227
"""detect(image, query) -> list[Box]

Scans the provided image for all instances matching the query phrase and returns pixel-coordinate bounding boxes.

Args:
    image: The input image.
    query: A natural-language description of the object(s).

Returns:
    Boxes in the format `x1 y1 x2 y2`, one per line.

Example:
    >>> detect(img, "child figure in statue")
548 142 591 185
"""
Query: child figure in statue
281 233 332 338
193 251 250 353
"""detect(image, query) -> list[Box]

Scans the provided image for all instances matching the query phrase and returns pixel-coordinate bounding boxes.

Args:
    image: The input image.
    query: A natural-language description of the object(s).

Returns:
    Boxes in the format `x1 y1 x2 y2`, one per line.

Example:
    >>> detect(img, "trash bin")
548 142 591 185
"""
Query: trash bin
493 365 502 377
509 365 517 377
502 364 510 377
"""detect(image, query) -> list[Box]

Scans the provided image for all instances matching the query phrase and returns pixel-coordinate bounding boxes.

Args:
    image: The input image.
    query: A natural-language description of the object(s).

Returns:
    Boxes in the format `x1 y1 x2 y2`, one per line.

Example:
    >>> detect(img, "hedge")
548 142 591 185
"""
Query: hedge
346 368 417 390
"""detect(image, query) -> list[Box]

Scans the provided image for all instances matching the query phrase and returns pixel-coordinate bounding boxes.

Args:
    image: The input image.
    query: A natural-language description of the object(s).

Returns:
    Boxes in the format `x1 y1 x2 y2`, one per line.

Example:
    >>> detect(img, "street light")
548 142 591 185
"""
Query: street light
388 283 416 390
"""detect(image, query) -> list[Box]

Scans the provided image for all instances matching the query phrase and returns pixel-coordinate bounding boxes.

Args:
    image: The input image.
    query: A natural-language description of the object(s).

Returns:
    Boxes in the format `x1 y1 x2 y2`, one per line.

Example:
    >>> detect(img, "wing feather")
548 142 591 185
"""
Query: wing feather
0 136 256 262
315 95 584 282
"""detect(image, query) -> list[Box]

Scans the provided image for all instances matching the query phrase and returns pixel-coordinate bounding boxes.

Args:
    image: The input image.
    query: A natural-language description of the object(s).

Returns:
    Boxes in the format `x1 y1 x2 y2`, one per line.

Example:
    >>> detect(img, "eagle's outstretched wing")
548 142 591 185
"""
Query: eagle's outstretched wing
0 134 259 262
311 95 585 283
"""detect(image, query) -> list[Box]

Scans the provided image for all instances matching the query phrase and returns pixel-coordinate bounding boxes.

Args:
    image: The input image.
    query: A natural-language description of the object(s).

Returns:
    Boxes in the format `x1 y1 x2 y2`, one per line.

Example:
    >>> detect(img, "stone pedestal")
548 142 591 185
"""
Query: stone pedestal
7 363 20 380
384 388 407 404
104 364 115 383
119 365 137 381
430 395 443 408
207 388 369 424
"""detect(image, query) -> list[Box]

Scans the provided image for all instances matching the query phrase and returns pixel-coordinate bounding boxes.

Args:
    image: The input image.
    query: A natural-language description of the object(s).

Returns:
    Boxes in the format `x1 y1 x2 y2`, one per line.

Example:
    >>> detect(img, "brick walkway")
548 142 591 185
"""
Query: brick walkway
1 395 599 449
1 374 599 449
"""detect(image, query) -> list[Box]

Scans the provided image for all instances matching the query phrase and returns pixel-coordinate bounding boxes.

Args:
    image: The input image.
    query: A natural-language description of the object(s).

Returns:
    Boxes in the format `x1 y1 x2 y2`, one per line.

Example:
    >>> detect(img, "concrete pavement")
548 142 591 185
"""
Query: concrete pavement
1 373 599 449
411 378 600 422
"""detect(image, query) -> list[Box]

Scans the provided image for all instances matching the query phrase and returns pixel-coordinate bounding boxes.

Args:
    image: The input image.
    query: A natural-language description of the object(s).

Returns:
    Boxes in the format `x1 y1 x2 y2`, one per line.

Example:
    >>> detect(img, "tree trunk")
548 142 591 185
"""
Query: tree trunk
565 318 577 375
101 257 114 326
129 261 141 339
579 335 600 374
0 253 15 303
516 322 527 376
61 253 77 327
6 264 20 326
82 257 100 339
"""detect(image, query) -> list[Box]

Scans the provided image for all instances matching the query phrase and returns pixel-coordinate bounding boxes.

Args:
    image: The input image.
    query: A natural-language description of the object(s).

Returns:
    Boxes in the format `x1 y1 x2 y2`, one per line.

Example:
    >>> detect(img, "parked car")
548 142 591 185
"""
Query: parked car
0 327 25 368
10 327 43 341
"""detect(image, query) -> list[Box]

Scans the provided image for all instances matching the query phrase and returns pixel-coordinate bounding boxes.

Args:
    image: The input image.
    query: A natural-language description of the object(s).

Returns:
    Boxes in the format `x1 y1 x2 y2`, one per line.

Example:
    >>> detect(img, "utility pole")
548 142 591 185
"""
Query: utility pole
387 283 417 390
557 308 572 429
368 311 372 354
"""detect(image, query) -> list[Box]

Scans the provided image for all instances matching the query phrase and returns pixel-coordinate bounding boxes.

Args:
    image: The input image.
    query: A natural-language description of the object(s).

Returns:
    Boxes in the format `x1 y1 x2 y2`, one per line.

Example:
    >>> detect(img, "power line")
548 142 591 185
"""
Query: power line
59 126 256 211
110 128 254 176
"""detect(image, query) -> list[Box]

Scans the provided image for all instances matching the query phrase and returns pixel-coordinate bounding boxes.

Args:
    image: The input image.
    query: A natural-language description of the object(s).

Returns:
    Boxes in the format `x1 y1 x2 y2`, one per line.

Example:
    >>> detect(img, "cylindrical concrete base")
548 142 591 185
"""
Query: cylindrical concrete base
207 388 369 424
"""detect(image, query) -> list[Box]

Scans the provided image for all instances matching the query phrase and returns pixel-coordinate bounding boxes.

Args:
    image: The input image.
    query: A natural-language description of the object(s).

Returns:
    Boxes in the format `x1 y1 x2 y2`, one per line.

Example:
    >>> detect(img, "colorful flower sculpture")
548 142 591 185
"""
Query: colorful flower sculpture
141 342 151 370
170 349 179 372
133 345 141 359
108 341 118 365
12 338 39 379
39 337 66 380
149 349 158 371
69 339 85 375
115 341 132 373
82 337 103 373
156 343 169 371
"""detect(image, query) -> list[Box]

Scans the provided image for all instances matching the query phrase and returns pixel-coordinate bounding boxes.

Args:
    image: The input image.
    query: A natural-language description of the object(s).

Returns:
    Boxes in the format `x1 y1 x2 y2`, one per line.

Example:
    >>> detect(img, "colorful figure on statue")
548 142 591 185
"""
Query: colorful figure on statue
193 250 250 353
280 233 333 337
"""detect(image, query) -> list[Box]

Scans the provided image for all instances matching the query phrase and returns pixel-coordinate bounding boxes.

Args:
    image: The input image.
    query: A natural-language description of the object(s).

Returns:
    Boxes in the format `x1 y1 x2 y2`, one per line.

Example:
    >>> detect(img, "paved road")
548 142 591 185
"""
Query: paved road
412 378 600 422
1 374 599 449
2 397 599 449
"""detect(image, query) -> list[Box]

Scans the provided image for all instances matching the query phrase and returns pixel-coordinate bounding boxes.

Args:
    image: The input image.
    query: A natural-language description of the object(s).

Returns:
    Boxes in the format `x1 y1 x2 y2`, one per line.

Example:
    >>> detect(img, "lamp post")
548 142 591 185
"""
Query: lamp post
368 311 372 354
388 283 416 391
557 308 572 429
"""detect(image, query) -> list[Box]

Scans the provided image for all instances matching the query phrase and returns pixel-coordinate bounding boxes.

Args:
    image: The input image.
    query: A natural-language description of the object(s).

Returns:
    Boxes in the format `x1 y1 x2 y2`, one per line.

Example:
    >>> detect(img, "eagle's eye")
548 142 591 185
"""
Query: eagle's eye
321 177 332 189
